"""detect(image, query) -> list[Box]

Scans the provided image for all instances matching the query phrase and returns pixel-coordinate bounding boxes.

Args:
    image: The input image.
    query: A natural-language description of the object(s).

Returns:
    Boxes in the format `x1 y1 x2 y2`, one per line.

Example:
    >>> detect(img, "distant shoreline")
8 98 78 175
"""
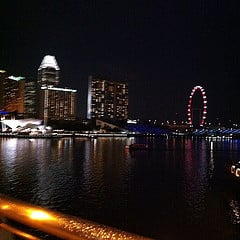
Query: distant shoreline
0 132 130 139
0 132 238 139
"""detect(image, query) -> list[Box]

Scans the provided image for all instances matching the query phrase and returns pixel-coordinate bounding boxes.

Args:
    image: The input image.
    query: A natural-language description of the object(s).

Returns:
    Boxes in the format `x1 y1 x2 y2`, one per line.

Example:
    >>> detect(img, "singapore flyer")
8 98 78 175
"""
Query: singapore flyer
187 85 207 127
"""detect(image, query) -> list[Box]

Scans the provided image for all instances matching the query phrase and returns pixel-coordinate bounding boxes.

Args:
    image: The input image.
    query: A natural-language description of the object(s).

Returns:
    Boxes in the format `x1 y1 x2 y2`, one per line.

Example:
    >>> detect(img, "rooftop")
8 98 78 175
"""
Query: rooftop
38 55 60 71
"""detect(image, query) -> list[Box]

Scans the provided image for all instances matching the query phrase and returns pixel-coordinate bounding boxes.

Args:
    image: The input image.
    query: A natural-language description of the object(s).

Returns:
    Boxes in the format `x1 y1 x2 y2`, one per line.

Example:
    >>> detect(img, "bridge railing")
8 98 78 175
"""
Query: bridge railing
0 194 153 240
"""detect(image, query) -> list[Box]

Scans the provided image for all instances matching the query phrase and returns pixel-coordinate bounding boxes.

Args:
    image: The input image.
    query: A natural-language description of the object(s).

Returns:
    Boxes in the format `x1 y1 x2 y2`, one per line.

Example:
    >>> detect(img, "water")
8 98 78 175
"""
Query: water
0 136 240 239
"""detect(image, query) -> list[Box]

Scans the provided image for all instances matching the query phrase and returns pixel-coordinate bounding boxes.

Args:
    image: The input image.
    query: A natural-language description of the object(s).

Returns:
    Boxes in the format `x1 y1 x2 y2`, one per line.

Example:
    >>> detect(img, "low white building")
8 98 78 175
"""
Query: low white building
1 118 43 133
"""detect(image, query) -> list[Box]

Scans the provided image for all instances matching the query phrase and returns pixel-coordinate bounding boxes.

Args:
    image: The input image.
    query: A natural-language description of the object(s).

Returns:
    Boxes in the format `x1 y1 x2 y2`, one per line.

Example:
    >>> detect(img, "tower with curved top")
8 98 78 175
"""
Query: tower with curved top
38 55 60 87
187 85 207 127
37 55 77 124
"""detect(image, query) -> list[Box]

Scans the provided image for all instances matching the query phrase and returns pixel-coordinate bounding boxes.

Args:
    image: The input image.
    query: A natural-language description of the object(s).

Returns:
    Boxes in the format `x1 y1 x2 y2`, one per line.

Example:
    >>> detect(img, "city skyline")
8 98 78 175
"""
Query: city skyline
1 1 240 123
0 55 77 123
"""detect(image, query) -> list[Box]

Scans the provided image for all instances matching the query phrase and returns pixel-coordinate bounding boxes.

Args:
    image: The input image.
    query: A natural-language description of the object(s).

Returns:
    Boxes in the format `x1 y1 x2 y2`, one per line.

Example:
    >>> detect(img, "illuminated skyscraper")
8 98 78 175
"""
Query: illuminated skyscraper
24 78 38 118
37 55 77 123
1 75 25 113
38 55 60 87
0 71 37 118
39 86 77 121
87 75 128 120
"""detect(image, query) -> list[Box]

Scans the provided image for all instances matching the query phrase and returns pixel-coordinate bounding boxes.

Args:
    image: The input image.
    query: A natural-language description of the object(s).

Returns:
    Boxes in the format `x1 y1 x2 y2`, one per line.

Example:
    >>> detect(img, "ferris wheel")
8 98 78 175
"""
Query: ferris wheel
187 85 207 127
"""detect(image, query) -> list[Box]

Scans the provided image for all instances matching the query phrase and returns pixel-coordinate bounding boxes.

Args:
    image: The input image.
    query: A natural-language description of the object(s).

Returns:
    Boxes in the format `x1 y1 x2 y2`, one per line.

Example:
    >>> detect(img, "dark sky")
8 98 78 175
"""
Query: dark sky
1 1 240 123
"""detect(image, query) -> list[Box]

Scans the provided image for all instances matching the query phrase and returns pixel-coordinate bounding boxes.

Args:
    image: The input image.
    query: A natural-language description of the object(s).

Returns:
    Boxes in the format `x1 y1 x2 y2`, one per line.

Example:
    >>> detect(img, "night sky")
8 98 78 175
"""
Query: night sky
1 1 240 124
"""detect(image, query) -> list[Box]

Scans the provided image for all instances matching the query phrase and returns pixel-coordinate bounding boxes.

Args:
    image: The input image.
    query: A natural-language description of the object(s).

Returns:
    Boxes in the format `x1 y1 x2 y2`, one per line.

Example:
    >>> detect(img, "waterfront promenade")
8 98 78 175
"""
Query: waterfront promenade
1 125 240 139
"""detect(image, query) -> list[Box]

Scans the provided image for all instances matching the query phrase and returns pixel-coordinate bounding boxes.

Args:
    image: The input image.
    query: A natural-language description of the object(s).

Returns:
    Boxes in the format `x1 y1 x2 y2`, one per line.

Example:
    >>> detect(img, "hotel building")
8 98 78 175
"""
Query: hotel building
87 75 128 120
38 86 77 121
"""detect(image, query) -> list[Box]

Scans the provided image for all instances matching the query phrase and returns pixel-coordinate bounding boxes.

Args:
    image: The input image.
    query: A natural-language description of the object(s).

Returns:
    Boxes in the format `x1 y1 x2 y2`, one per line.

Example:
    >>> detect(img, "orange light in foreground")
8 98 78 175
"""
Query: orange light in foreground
27 209 56 221
1 204 10 210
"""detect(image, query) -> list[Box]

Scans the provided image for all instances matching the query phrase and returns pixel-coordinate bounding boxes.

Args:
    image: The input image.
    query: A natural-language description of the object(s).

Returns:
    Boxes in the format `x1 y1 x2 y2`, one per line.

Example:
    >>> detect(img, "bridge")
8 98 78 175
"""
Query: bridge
191 128 240 137
125 123 171 136
125 122 240 138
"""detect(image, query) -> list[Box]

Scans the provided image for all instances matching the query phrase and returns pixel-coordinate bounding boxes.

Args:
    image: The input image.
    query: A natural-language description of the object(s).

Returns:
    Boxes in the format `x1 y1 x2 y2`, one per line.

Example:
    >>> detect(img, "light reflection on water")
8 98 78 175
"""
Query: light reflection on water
229 200 240 224
0 136 240 239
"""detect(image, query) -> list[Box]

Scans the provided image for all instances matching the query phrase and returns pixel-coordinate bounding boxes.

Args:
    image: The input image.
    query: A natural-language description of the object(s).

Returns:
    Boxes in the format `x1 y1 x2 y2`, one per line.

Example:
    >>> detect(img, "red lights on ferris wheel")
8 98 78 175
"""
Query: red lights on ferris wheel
187 85 207 127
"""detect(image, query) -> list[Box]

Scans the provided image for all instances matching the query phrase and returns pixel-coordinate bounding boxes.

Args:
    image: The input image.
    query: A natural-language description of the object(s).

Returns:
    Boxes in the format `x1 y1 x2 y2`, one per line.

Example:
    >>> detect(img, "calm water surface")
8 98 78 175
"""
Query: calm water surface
0 136 240 239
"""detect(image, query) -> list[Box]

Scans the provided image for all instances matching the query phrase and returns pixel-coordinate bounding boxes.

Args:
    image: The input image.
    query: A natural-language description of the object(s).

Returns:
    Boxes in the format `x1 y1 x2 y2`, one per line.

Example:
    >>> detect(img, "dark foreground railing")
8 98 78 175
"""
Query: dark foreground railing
0 194 153 240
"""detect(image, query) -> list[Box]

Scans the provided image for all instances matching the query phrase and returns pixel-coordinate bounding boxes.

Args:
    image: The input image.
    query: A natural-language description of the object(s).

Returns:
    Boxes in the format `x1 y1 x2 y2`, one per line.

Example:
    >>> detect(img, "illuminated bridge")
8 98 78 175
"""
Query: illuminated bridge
125 122 240 138
191 128 240 137
125 123 171 136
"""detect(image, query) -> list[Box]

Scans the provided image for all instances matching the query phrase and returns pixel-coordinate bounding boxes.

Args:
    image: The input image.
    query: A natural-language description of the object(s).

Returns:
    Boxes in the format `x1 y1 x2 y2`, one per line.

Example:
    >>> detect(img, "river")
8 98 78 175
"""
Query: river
0 136 240 239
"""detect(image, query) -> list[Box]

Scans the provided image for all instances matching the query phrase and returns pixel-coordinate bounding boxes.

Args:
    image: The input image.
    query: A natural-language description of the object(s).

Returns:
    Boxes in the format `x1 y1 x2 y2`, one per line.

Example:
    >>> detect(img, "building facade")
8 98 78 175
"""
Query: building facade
39 86 77 121
24 78 38 118
0 75 25 114
37 55 77 123
87 75 128 120
0 71 38 118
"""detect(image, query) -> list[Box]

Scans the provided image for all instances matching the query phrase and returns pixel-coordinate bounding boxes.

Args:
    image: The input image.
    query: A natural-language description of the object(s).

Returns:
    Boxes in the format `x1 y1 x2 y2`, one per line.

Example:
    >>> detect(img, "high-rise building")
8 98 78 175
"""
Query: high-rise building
39 86 77 121
37 55 77 123
24 78 38 118
0 71 37 118
1 75 25 113
87 75 128 120
38 55 60 87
